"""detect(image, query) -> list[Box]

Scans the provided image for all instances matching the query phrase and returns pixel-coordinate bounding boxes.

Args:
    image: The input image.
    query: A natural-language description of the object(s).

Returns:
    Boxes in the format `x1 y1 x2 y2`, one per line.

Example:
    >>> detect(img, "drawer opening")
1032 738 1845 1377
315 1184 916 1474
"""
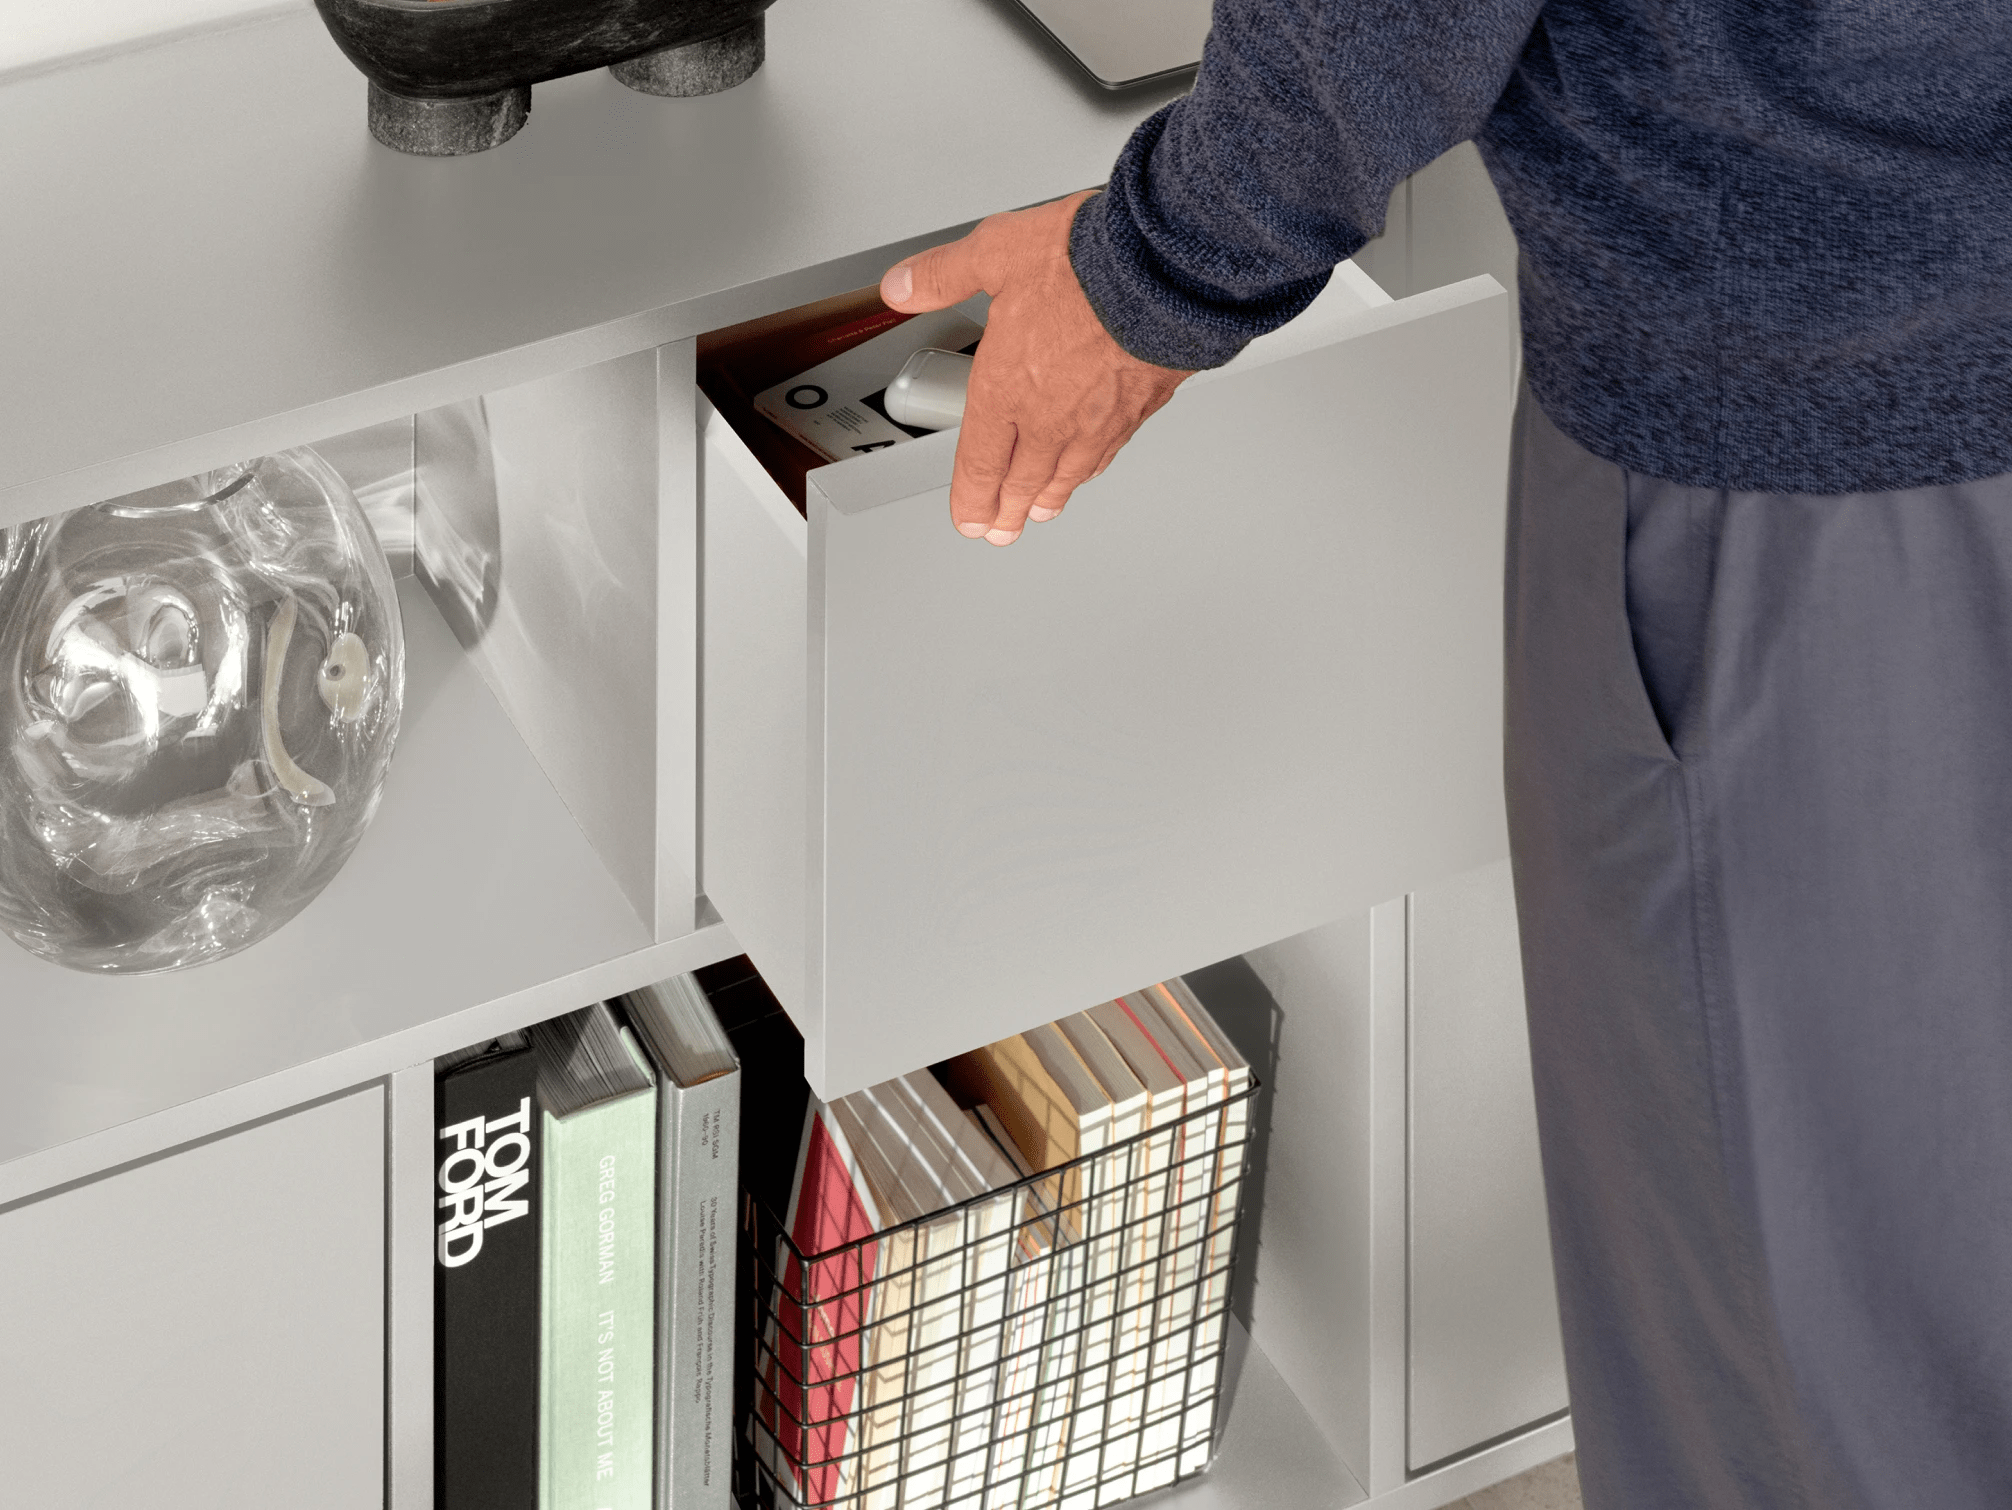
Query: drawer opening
0 347 700 1013
698 284 988 515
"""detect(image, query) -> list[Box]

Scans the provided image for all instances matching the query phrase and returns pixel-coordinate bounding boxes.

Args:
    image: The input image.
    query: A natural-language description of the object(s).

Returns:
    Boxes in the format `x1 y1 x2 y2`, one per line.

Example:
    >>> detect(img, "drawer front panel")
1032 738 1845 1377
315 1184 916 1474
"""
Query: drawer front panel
0 1087 386 1508
802 278 1513 1094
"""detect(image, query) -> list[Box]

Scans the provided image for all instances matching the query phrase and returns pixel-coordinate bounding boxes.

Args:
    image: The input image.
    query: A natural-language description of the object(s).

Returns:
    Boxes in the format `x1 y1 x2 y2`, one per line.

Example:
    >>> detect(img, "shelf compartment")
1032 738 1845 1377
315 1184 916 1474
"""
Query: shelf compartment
0 346 707 1182
411 344 698 942
700 269 1515 1099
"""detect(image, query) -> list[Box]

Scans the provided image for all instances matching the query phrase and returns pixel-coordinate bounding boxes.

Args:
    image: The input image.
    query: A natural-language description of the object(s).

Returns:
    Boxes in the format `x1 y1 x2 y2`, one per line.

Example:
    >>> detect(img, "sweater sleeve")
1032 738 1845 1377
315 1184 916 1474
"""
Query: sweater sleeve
1070 0 1548 369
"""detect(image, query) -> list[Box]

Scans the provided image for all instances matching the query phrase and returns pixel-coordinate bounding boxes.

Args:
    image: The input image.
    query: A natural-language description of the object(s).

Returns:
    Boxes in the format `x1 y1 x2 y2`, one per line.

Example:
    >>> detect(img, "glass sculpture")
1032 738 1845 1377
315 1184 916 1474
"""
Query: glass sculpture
0 449 404 973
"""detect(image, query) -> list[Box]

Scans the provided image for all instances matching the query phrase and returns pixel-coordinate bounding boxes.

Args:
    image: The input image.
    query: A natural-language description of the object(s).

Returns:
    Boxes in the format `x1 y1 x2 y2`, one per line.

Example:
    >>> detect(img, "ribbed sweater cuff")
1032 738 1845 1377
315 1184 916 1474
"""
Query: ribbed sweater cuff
1068 106 1333 371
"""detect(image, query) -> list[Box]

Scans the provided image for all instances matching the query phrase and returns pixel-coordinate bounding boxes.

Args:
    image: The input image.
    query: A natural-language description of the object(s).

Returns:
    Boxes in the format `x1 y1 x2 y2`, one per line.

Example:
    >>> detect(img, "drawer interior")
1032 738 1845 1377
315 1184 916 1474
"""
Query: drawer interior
698 283 988 514
699 285 912 514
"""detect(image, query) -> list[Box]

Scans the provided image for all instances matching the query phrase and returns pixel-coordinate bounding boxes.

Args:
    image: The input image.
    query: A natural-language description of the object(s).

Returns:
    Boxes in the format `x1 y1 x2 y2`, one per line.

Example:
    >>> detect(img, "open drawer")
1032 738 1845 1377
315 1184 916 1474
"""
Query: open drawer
701 265 1513 1098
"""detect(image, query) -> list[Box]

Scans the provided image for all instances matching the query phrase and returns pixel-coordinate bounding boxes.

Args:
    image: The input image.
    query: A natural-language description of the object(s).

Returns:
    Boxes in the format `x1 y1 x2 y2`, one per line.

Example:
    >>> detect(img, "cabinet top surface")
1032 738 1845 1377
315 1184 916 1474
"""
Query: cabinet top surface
0 0 1182 523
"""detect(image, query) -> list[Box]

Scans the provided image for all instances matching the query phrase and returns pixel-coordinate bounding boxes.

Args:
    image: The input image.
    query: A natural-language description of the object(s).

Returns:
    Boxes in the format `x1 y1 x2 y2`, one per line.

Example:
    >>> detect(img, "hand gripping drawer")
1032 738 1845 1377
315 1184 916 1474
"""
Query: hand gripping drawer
702 269 1512 1097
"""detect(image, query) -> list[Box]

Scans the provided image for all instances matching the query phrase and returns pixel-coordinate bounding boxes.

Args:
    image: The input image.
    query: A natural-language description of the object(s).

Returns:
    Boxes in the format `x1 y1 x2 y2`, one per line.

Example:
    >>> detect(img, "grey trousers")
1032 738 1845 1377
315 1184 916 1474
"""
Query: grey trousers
1505 386 2012 1510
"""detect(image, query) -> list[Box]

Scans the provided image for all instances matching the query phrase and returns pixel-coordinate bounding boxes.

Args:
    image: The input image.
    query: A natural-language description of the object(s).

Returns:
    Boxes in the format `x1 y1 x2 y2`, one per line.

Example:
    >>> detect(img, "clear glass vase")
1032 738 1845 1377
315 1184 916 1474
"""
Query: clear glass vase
0 449 404 973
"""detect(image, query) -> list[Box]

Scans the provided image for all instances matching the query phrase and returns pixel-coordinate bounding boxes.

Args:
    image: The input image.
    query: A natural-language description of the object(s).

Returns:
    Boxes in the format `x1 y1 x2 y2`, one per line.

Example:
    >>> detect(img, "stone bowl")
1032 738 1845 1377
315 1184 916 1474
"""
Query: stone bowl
312 0 775 155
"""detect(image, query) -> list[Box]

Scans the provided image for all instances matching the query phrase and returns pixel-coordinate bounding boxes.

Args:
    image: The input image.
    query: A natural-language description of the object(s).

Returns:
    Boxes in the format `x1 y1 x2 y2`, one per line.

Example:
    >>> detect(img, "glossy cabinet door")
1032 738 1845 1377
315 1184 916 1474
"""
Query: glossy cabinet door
1407 859 1569 1468
704 268 1513 1097
0 1086 385 1509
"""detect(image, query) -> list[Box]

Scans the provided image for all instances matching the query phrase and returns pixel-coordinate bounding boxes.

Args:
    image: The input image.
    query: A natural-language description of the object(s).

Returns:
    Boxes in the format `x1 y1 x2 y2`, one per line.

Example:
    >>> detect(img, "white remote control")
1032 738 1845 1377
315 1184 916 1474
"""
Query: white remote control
883 348 974 430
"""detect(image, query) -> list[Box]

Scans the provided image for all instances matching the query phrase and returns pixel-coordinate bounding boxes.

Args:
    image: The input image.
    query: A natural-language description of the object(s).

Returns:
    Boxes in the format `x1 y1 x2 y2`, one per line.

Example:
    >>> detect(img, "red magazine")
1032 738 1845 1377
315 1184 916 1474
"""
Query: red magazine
763 1099 884 1506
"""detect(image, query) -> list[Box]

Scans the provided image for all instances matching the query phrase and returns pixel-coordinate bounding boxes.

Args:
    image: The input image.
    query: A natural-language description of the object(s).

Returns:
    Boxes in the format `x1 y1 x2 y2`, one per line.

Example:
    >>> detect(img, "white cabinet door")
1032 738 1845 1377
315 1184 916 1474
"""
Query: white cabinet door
1407 859 1568 1468
704 269 1513 1097
0 1086 385 1509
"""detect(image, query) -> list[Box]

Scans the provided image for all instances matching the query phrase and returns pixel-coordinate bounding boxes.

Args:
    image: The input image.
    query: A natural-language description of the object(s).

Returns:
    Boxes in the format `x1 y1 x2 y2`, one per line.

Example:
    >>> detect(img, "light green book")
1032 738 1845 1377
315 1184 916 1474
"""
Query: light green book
532 1003 659 1510
616 975 742 1510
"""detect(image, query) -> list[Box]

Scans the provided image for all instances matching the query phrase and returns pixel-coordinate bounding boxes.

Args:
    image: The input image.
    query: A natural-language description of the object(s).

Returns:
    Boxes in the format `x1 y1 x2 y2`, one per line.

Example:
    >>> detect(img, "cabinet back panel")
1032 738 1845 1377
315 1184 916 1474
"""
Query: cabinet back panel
417 350 667 935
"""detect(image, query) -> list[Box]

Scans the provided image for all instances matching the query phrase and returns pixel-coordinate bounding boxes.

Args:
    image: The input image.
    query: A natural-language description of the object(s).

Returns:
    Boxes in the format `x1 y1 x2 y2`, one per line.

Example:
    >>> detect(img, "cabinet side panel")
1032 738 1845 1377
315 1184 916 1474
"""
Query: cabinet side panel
1369 896 1411 1498
700 412 810 1034
0 1086 386 1509
1406 859 1568 1468
388 1063 435 1510
812 283 1512 1096
1227 918 1377 1486
657 341 701 939
1348 178 1412 300
416 351 662 933
1406 144 1521 332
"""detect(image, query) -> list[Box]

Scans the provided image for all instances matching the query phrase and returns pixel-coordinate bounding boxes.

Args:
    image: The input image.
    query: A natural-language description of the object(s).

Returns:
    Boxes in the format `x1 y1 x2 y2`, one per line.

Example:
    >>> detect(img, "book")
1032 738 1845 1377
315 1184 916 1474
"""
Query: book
879 1087 1026 1509
1127 987 1233 1479
861 1076 1020 1510
617 975 742 1510
825 1090 926 1510
1119 989 1220 1341
765 1097 884 1508
942 1025 1113 1230
1049 1016 1149 1508
1000 1026 1116 1505
1146 980 1250 1325
886 1067 1025 1500
971 1105 1084 1510
825 1074 1014 1510
699 960 814 1509
1080 998 1193 1499
435 1033 541 1510
530 1004 659 1510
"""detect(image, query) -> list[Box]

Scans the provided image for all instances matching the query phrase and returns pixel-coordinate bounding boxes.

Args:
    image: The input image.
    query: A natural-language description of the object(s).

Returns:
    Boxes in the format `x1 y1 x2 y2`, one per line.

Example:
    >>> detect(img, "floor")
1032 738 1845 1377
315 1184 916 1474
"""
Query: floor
1451 1453 1581 1510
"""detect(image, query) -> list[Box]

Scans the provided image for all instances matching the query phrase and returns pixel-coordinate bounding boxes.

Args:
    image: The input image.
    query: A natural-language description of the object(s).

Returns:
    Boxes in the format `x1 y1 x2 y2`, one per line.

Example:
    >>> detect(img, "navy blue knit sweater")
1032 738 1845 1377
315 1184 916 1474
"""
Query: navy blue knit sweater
1068 0 2012 494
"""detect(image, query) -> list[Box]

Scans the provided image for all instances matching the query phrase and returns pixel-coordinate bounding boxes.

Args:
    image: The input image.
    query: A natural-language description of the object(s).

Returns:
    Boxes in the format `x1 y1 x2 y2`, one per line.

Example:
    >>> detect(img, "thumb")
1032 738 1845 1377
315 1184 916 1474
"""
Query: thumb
881 234 985 313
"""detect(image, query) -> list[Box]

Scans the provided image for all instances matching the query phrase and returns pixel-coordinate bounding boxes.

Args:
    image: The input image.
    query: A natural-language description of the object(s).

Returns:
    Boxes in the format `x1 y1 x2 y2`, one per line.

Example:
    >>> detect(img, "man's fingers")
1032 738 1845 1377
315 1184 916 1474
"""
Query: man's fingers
986 430 1071 543
882 234 986 313
1028 437 1108 522
886 190 1195 543
948 406 1018 537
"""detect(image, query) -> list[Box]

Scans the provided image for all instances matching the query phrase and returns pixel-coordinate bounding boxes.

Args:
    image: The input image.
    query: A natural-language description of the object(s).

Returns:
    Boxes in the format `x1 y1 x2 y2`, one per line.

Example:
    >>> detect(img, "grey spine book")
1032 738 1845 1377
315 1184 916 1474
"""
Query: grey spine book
617 974 743 1510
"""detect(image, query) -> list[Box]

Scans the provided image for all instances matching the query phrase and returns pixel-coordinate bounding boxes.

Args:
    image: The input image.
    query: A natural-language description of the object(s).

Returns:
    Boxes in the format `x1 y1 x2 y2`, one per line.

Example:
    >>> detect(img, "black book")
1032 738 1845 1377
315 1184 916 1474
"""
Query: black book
696 955 809 1502
435 1035 541 1510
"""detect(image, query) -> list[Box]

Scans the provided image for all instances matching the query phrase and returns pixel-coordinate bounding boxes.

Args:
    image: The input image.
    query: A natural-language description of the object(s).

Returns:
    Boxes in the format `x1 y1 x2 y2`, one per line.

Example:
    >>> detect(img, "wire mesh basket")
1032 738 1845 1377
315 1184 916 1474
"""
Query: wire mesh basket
734 1078 1258 1510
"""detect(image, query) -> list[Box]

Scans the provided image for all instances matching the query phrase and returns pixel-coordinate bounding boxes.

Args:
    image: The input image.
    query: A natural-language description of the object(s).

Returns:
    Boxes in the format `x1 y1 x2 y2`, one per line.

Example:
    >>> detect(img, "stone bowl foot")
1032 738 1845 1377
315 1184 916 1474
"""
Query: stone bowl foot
367 82 532 156
610 16 763 97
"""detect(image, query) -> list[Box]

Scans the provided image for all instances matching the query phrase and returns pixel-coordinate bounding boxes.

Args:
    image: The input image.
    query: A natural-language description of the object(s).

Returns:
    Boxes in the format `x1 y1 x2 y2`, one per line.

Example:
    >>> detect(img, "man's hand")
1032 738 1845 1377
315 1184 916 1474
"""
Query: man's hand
881 190 1194 545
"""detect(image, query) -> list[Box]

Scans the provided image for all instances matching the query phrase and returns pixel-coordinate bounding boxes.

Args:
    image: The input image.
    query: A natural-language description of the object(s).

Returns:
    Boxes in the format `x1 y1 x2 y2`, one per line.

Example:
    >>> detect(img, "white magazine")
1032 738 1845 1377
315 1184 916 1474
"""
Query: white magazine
754 307 985 463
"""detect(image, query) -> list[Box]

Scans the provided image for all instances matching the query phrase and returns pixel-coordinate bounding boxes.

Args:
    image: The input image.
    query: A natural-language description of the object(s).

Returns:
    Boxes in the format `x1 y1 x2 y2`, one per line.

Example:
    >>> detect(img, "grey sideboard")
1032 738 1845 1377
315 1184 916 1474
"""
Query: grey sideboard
0 1 1567 1503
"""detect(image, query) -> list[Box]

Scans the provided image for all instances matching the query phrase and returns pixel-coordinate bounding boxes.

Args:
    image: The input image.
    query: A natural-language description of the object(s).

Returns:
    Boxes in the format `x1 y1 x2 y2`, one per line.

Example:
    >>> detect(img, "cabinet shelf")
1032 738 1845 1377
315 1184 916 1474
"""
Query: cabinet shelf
0 0 1190 529
0 577 734 1199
